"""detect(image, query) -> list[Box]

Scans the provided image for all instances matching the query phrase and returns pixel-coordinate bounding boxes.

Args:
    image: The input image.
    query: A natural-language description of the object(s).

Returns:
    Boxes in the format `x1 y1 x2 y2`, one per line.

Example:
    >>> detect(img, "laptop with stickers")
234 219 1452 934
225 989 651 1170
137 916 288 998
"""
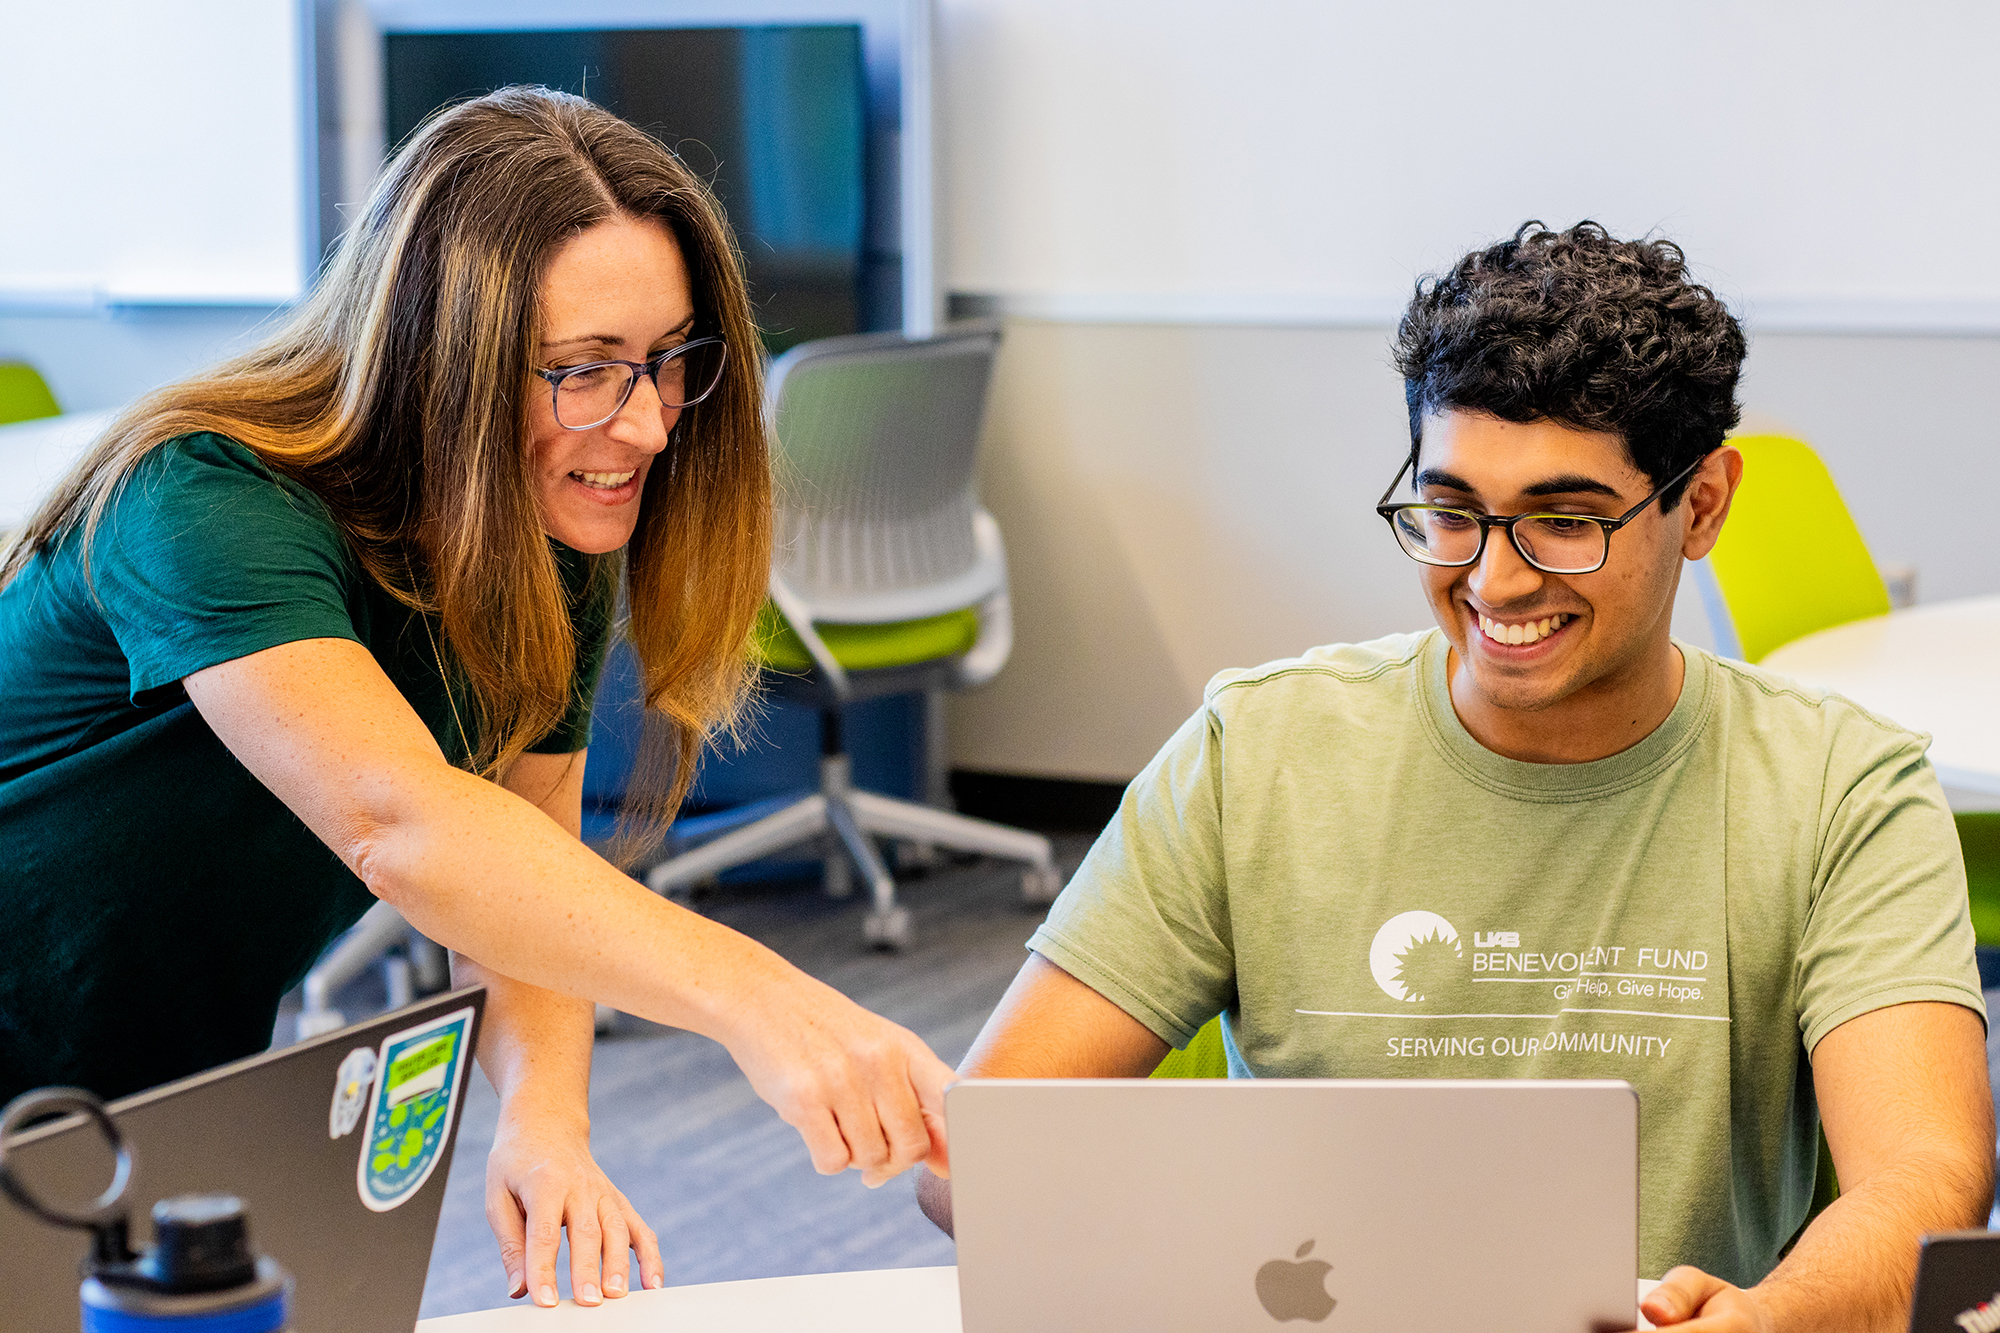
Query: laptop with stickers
947 1077 1638 1333
0 986 483 1333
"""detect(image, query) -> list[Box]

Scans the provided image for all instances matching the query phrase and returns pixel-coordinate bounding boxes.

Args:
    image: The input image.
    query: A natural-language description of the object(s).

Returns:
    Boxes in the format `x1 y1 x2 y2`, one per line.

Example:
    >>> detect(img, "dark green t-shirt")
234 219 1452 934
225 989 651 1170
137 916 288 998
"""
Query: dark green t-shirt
0 433 615 1104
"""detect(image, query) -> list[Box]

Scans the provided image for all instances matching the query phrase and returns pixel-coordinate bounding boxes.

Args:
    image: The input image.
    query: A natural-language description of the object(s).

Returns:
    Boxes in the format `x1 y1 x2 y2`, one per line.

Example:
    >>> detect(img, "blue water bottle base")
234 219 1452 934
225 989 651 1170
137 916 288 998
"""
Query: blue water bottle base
82 1279 287 1333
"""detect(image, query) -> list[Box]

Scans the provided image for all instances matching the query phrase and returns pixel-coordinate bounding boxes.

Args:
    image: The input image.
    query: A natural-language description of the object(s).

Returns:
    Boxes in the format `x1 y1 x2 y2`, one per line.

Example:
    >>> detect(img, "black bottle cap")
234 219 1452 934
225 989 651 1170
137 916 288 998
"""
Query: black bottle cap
136 1195 259 1293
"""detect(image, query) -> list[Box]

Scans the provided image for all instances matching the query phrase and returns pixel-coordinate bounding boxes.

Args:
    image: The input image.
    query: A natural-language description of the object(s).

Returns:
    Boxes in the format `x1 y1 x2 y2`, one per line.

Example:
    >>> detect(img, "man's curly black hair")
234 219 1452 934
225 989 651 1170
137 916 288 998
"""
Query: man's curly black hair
1393 220 1747 509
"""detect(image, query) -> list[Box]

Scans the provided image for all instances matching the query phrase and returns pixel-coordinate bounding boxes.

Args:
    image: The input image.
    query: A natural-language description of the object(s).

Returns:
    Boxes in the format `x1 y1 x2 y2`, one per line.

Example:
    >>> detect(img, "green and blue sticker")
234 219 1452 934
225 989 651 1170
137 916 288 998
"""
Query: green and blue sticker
356 1006 473 1212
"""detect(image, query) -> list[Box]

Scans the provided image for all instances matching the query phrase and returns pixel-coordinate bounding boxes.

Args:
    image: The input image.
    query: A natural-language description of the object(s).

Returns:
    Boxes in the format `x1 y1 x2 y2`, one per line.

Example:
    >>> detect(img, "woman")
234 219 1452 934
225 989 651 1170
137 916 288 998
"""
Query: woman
0 88 952 1308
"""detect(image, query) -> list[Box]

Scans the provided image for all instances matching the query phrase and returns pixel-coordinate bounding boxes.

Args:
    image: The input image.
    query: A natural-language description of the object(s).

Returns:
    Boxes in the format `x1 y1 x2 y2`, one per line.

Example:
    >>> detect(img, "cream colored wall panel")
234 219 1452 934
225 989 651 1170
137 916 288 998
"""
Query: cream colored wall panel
952 323 2000 782
950 320 1431 781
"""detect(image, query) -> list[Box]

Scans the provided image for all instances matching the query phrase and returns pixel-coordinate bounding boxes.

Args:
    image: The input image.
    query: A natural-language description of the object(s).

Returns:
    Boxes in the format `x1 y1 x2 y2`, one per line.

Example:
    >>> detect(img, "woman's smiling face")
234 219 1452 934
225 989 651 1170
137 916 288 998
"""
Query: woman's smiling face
527 213 695 553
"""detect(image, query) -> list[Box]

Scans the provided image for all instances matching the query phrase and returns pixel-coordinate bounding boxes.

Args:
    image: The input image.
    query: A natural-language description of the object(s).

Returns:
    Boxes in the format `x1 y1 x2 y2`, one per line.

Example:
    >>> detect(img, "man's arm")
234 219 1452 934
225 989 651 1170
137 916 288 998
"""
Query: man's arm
1644 1000 1993 1333
916 954 1170 1234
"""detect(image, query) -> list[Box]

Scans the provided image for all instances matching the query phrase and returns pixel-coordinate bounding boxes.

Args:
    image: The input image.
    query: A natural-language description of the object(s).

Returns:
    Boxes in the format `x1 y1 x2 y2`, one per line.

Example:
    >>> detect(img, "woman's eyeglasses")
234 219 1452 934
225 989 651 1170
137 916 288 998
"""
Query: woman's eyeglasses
534 337 728 431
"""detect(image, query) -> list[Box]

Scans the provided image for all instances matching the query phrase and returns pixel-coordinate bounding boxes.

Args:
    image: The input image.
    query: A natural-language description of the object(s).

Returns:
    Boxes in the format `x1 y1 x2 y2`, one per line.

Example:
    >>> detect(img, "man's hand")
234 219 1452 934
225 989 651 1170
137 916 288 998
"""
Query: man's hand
720 971 953 1188
1642 1266 1774 1333
1644 1003 1989 1333
485 1100 663 1307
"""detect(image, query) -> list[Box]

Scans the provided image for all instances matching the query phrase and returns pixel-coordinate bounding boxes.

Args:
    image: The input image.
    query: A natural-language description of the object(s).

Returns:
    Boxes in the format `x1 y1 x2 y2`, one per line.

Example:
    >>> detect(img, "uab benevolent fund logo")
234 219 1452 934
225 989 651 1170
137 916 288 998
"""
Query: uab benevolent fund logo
1368 910 1462 1002
1256 1239 1336 1322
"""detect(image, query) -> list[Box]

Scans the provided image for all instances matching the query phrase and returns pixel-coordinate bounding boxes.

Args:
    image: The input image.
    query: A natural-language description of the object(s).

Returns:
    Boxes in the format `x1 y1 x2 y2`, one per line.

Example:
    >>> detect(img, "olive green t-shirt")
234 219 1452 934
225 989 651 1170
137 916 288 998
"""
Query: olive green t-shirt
1029 629 1983 1287
0 433 615 1104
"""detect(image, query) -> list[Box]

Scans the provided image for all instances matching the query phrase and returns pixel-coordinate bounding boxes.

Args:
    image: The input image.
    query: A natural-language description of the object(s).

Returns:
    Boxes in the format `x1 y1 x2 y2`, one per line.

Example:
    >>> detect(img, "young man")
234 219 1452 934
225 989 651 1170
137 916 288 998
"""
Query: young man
919 222 1993 1333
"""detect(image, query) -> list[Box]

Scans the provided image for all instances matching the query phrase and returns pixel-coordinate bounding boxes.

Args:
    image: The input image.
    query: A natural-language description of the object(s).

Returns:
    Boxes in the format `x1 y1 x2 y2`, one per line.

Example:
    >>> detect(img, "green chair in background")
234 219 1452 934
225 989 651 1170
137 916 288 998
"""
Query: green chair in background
641 325 1063 949
1963 812 2000 978
1151 1015 1229 1078
1697 434 1890 666
0 362 61 426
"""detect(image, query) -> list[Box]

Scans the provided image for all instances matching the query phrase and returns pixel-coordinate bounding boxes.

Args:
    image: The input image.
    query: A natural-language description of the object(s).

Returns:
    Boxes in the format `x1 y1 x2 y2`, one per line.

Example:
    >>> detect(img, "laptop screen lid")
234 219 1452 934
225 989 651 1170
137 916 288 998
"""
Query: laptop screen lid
947 1078 1637 1333
0 986 484 1333
1907 1231 2000 1333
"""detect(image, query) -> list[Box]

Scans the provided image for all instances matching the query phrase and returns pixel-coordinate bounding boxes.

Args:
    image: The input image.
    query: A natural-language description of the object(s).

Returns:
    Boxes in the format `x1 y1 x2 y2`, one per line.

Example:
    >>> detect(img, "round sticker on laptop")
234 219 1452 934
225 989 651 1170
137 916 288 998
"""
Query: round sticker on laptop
356 1006 474 1212
329 1047 377 1139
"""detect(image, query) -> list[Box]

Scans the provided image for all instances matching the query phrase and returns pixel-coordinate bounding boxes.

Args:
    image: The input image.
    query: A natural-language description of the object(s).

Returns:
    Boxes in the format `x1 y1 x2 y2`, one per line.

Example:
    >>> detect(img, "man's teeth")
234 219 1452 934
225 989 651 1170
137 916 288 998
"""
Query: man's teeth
1478 612 1571 646
573 470 636 489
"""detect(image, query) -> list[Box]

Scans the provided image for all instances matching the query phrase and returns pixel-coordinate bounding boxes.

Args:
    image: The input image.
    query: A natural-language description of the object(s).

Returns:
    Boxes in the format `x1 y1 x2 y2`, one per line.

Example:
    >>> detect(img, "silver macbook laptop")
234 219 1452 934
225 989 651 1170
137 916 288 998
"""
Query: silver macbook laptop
0 987 484 1333
947 1078 1637 1332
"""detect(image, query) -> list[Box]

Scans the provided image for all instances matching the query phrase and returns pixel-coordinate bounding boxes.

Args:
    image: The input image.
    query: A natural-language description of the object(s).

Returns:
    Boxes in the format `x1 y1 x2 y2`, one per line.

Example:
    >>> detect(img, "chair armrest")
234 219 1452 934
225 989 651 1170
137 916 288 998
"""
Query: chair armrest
769 571 852 700
955 511 1014 689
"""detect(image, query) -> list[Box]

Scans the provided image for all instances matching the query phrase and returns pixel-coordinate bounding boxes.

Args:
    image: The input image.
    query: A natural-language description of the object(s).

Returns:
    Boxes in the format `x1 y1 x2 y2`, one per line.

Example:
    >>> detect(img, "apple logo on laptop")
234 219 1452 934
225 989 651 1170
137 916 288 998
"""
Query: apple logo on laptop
1256 1239 1336 1322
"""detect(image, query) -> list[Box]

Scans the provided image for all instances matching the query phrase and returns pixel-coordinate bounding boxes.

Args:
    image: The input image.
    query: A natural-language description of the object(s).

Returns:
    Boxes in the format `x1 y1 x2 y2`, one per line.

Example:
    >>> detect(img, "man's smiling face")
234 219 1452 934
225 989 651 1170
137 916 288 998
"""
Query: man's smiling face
1413 409 1702 721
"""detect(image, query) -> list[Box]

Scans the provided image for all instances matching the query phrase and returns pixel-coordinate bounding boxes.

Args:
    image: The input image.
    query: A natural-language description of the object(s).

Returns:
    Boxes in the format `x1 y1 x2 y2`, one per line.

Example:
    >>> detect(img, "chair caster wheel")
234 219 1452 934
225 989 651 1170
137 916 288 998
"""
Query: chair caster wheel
295 1008 347 1041
1022 865 1063 905
864 906 913 951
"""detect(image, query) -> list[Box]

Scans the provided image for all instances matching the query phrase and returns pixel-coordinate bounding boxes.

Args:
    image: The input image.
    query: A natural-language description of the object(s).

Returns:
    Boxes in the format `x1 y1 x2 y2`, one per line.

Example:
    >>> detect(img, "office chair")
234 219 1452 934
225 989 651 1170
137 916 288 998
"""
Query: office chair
0 362 60 426
1150 1016 1230 1078
644 324 1062 949
295 902 449 1039
1694 434 1892 665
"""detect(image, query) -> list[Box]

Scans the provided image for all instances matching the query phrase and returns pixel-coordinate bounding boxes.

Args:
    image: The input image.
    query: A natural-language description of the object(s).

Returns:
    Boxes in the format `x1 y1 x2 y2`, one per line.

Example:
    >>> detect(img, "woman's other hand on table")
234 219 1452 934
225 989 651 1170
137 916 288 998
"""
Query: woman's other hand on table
486 1098 663 1308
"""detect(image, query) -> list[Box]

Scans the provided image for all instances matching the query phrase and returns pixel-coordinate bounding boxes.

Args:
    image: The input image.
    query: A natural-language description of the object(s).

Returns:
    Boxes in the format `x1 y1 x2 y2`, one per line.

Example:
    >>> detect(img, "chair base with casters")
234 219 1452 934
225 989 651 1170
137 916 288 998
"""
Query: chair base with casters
294 899 451 1039
642 323 1062 949
645 673 1062 950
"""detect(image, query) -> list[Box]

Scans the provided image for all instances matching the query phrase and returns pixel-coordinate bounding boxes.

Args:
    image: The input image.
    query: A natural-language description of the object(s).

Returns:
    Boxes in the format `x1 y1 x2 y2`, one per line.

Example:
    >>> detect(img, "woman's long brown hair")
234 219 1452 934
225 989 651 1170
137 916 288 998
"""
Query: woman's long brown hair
0 87 771 860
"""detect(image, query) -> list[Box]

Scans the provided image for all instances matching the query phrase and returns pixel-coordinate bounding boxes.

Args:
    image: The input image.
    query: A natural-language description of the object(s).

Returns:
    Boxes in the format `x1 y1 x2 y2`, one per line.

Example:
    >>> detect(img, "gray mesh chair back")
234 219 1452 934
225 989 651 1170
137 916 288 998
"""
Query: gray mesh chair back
642 323 1059 950
768 325 1004 624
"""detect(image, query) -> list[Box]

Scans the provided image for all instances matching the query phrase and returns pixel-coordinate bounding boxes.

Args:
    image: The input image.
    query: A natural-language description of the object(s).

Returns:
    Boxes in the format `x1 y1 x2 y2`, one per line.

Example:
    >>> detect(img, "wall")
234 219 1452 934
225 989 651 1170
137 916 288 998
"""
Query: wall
946 321 2000 785
932 0 2000 332
0 308 283 414
0 0 307 308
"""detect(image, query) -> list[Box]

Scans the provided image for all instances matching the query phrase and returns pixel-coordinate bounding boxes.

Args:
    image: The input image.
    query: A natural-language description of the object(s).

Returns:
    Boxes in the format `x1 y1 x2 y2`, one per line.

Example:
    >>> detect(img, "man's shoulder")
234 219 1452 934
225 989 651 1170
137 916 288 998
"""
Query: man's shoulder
1204 629 1438 707
1696 644 1932 773
1192 628 1448 740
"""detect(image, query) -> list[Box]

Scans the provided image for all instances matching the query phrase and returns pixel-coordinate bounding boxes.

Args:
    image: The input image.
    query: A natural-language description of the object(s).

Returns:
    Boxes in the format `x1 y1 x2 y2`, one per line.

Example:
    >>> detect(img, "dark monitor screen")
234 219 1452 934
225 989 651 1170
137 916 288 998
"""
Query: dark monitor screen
385 26 868 351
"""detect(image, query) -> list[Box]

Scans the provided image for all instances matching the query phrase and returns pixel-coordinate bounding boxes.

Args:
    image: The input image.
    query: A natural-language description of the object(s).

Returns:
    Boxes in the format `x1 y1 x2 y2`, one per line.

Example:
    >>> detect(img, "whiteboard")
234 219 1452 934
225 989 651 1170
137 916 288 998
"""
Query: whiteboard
936 0 2000 332
0 0 306 311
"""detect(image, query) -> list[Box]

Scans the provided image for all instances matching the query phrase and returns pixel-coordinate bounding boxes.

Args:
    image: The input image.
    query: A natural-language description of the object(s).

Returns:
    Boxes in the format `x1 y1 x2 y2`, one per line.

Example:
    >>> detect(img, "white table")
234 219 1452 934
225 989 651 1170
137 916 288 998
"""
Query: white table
412 1267 1662 1331
416 1267 965 1332
0 409 114 533
1759 595 2000 797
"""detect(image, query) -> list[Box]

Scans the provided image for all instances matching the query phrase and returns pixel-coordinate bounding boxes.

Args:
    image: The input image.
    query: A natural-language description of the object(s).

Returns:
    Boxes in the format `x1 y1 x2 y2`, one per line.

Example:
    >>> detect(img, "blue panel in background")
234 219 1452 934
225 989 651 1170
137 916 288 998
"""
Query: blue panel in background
382 24 869 350
580 640 921 881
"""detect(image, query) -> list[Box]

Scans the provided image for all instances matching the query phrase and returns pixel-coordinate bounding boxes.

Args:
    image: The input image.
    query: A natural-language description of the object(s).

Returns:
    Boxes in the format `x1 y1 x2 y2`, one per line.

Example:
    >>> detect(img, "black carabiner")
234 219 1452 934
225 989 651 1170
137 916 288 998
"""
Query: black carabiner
0 1086 136 1266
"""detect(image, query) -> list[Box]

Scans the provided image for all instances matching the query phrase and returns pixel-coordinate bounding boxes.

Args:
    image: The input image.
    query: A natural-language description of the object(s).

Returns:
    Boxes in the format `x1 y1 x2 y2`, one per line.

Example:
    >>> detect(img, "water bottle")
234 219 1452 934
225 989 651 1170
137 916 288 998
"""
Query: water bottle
0 1087 292 1332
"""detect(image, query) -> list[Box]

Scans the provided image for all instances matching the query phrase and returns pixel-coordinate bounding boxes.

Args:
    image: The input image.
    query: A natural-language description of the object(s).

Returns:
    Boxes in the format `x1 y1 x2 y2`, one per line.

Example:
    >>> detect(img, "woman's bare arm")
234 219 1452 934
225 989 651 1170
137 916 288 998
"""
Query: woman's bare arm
184 638 951 1196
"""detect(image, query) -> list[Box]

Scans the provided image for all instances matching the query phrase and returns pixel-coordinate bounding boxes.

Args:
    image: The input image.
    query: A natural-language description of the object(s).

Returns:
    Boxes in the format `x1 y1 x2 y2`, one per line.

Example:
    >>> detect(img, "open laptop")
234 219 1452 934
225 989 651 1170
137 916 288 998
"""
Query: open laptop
947 1078 1637 1332
1909 1231 2000 1333
0 986 484 1333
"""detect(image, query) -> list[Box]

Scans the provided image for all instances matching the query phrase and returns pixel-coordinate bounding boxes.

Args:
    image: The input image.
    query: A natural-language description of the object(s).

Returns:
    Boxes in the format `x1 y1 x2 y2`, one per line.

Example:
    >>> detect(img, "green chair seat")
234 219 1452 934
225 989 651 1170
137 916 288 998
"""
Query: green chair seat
754 601 980 674
1150 1015 1230 1078
1961 813 2000 949
0 363 60 427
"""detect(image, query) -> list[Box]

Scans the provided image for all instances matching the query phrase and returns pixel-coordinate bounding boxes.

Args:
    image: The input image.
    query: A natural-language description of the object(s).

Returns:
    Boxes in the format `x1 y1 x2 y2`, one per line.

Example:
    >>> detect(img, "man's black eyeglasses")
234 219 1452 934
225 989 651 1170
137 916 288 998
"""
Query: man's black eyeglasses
1374 453 1704 576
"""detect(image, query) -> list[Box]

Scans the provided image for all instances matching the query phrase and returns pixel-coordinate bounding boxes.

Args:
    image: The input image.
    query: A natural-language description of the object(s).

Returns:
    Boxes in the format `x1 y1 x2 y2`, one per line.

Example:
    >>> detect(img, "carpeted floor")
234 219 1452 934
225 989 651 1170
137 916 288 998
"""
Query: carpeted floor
409 840 1090 1320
